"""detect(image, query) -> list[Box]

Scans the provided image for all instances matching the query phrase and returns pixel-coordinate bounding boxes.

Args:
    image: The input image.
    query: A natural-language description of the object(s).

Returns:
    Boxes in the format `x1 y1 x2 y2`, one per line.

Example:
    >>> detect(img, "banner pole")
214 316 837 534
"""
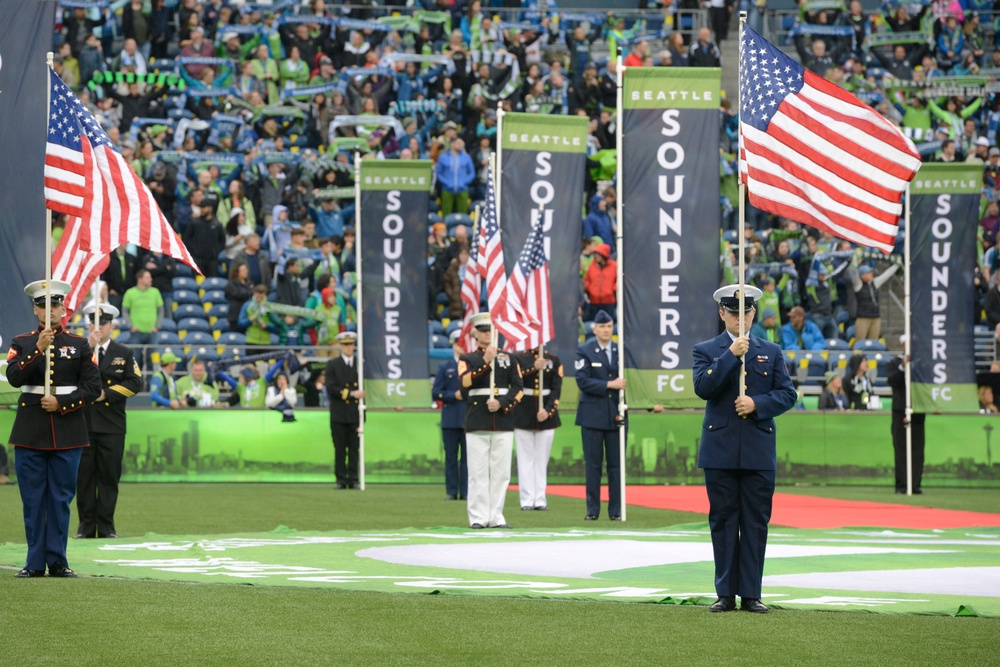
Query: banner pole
354 151 366 491
737 15 747 398
491 105 502 390
45 52 54 396
904 183 913 496
616 49 627 522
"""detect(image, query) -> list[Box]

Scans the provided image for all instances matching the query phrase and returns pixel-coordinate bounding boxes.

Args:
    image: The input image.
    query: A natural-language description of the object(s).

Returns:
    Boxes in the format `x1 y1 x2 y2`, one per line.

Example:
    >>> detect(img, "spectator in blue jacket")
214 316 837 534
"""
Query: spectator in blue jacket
436 136 475 215
308 196 346 239
780 306 825 351
583 190 614 247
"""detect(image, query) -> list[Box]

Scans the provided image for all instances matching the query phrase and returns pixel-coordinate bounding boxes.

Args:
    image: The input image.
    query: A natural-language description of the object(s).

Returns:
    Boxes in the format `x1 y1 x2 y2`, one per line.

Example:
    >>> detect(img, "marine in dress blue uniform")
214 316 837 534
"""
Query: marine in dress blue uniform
76 304 142 539
432 330 468 500
6 281 101 578
693 284 796 614
574 310 626 520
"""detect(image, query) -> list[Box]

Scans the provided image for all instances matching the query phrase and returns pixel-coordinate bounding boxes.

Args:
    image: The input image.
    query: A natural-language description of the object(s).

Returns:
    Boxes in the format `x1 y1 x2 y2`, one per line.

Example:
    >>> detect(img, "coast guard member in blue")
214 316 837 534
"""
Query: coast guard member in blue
432 329 468 500
6 280 101 578
693 284 796 614
574 310 625 521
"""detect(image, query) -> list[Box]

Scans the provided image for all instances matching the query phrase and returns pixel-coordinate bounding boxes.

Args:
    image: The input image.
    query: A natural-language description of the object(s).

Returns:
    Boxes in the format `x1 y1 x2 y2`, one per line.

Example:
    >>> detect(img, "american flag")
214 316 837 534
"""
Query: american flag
457 222 482 354
478 163 537 347
507 218 553 351
738 25 921 253
52 216 110 321
43 69 197 269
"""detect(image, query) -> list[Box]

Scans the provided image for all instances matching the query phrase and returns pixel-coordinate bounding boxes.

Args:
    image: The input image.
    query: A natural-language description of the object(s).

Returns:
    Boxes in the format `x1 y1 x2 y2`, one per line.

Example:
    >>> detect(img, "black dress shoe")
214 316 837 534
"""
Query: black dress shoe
740 598 769 613
913 489 924 495
521 506 533 511
100 533 118 539
584 514 598 521
534 506 548 511
470 523 486 529
609 515 622 521
710 596 737 612
447 495 458 500
492 524 512 529
336 483 348 489
14 568 45 578
48 564 78 578
73 533 87 539
458 495 467 500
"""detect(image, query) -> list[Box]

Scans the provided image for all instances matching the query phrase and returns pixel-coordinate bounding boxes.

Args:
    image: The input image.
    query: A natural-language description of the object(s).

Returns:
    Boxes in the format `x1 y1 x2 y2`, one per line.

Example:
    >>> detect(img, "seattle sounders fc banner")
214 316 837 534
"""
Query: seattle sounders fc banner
621 68 722 408
499 113 590 387
909 163 979 413
0 1 57 347
359 160 432 408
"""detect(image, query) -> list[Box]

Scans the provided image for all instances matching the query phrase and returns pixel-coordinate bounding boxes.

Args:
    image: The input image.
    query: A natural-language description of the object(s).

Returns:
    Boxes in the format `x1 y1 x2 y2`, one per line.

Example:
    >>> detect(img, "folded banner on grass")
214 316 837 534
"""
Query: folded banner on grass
359 160 432 408
909 164 980 413
738 24 921 253
43 69 198 270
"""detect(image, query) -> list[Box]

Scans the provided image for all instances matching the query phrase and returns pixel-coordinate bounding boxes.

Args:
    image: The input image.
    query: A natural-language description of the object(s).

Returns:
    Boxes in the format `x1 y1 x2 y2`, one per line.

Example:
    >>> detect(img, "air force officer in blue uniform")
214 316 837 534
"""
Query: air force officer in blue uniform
693 284 796 614
575 310 625 521
432 329 468 500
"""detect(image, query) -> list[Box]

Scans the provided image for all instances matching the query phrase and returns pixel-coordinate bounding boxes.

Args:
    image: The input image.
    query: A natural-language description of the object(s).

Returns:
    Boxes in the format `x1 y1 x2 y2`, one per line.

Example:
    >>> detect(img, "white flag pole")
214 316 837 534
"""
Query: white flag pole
904 183 913 496
45 52 55 395
354 152 366 491
616 50 627 521
737 15 747 398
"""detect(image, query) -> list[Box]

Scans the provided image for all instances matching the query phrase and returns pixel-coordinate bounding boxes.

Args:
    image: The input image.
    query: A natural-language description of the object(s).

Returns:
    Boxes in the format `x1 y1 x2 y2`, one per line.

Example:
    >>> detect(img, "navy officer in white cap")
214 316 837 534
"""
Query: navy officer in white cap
6 280 101 578
693 284 796 613
326 330 363 489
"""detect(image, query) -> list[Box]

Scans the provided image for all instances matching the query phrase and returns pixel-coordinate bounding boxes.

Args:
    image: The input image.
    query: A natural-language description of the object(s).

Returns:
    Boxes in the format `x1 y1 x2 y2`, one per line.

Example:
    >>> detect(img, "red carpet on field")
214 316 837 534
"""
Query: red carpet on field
539 485 1000 529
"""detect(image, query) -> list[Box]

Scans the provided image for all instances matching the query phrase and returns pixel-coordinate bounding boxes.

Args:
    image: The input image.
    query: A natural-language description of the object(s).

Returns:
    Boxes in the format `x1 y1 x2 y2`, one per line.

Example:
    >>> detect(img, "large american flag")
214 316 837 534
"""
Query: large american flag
52 216 110 321
43 69 197 268
457 222 482 354
506 218 553 351
478 163 537 347
738 25 921 253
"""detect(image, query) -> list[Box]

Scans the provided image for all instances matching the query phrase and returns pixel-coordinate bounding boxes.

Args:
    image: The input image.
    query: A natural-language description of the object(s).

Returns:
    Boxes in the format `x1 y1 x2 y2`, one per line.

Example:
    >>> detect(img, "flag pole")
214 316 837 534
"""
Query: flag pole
737 14 747 398
615 49 627 521
491 101 503 392
45 52 54 396
536 203 545 401
354 151 366 491
904 183 913 496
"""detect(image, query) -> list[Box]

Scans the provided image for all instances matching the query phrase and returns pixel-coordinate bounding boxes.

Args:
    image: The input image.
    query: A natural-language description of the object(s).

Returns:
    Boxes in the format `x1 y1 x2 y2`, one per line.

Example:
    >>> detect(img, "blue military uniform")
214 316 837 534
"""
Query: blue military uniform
432 337 468 500
693 284 796 611
574 314 626 520
7 280 102 578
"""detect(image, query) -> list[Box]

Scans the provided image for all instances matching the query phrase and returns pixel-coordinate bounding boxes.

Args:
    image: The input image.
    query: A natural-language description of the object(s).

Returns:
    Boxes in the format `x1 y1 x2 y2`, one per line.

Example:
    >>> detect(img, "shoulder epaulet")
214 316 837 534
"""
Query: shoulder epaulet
62 331 86 340
14 331 37 339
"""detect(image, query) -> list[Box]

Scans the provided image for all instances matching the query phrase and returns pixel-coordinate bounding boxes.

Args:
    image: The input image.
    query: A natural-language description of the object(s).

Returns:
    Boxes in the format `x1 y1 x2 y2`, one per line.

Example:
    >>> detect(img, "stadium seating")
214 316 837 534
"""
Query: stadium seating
218 332 247 346
172 277 198 292
186 345 220 363
200 277 228 292
175 304 207 320
159 319 177 332
854 338 887 352
154 331 181 346
210 319 231 334
202 290 227 306
174 263 194 278
178 317 211 334
113 330 130 344
824 338 850 352
172 289 200 306
207 303 229 320
182 331 215 346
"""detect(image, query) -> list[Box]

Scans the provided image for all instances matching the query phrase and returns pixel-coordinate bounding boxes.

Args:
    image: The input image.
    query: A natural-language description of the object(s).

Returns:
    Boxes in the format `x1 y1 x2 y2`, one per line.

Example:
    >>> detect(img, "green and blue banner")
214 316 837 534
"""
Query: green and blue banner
499 113 590 396
909 163 980 413
0 0 57 345
359 160 433 408
621 68 722 408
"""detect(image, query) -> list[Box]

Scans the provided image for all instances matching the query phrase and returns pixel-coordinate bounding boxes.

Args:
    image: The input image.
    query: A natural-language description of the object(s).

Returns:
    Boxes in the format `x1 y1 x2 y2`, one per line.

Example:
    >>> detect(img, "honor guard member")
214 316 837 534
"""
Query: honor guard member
432 329 468 500
326 331 363 489
575 310 625 521
459 312 523 529
513 346 562 511
76 304 142 539
693 284 796 614
6 280 101 578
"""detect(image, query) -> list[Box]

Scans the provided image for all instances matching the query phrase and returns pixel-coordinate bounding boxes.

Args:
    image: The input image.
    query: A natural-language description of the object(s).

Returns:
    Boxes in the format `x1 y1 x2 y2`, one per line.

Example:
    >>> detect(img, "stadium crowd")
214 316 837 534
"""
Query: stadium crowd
45 0 1000 410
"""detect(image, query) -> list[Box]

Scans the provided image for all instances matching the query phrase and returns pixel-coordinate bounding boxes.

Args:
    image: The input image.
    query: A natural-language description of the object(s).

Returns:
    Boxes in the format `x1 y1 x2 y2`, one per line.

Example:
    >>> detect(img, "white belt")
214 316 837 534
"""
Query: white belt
523 389 551 396
21 385 78 396
469 388 509 397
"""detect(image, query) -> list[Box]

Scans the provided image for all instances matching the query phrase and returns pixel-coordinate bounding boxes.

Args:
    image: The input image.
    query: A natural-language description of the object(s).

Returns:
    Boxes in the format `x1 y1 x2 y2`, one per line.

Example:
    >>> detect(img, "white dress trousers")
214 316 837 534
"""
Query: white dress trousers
514 428 555 509
466 431 514 527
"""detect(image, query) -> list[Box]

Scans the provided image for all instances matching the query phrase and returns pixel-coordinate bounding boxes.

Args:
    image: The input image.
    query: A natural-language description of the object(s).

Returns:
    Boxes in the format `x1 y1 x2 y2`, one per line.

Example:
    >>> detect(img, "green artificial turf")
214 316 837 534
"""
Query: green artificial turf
0 484 997 666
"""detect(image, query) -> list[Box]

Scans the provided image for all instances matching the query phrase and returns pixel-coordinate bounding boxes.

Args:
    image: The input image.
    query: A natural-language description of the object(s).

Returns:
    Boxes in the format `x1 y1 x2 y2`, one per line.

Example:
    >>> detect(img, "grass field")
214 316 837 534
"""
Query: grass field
0 483 996 666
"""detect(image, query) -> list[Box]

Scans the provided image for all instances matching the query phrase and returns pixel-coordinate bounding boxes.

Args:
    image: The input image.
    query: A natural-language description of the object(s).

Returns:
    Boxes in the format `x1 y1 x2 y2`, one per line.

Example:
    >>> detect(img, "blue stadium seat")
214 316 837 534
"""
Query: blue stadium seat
113 330 130 345
175 304 208 320
172 289 200 305
207 303 229 320
431 334 452 349
435 292 449 306
182 331 215 345
172 277 198 292
178 317 212 333
853 338 887 352
211 319 231 334
445 320 462 335
154 346 186 366
799 353 829 385
155 331 181 346
159 318 177 332
186 345 220 363
345 322 357 332
445 212 472 230
174 263 194 278
218 332 246 346
825 338 850 352
220 346 245 361
202 290 227 305
428 212 443 225
201 277 228 292
428 321 445 337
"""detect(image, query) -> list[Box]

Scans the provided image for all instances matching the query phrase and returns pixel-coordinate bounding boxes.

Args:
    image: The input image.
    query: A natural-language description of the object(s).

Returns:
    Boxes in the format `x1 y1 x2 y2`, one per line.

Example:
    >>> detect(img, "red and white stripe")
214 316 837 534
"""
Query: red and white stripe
52 216 111 321
739 70 921 253
481 223 535 347
458 250 482 354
